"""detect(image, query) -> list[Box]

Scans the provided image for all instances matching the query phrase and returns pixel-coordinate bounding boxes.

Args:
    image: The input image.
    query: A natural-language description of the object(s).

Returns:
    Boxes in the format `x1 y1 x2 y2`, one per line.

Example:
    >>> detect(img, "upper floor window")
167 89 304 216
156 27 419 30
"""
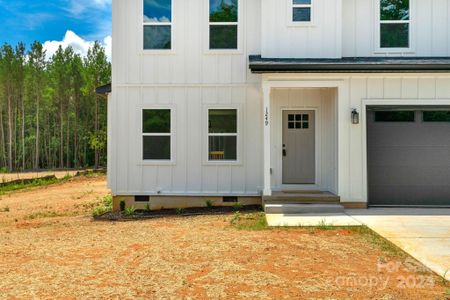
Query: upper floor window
292 0 312 23
209 0 238 50
379 0 410 48
143 0 172 50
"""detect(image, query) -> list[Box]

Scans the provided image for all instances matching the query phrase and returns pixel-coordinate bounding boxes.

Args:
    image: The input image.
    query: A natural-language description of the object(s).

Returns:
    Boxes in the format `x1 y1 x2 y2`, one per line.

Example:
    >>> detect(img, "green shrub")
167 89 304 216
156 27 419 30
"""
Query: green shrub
119 200 126 212
176 208 185 215
145 203 151 212
233 202 243 211
124 206 136 216
205 200 214 208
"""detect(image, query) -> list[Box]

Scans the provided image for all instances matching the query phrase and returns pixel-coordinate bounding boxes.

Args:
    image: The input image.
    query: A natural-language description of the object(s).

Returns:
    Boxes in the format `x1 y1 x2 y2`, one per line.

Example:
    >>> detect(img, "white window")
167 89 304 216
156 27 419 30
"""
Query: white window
291 0 312 23
379 0 410 49
208 109 238 161
208 0 239 50
143 0 172 50
142 109 172 160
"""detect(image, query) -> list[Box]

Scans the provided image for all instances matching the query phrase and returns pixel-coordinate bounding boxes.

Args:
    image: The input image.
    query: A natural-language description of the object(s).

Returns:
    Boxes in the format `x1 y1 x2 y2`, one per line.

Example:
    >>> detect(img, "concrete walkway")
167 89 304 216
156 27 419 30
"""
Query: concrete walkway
266 208 450 280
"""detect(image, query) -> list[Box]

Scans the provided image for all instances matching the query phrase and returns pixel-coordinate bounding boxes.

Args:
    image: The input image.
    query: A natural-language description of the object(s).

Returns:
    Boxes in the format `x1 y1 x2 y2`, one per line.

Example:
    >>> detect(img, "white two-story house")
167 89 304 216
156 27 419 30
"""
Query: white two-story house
103 0 450 211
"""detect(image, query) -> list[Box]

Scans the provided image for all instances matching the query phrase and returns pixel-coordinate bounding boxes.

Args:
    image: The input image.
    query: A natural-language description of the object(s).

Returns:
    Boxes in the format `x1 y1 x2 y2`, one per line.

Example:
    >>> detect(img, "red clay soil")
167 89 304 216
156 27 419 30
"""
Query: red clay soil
0 176 447 299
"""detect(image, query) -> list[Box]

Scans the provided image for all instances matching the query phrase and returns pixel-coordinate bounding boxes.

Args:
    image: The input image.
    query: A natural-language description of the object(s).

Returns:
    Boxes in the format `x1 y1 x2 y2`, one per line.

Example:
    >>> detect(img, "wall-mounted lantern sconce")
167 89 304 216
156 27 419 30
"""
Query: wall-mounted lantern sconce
351 109 360 125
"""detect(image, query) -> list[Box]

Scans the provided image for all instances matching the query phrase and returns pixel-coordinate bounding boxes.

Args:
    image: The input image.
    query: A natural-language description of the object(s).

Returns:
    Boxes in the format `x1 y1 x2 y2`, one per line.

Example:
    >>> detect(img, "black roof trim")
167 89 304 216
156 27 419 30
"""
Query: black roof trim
96 83 112 95
249 55 450 73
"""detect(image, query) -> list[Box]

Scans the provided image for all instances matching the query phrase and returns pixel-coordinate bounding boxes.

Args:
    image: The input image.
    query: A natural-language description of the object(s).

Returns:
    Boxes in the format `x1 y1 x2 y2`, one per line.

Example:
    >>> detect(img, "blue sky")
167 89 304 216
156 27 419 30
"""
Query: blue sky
0 0 111 58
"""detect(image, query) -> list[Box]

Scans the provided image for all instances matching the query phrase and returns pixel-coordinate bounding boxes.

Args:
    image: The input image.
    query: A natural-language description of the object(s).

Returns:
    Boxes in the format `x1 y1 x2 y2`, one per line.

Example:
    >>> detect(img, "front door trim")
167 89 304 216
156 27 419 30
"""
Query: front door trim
278 107 321 190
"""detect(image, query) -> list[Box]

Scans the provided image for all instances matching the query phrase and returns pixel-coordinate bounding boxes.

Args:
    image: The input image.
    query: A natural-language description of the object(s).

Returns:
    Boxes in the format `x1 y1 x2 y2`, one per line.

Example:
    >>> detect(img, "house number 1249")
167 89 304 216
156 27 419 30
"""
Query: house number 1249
265 107 269 126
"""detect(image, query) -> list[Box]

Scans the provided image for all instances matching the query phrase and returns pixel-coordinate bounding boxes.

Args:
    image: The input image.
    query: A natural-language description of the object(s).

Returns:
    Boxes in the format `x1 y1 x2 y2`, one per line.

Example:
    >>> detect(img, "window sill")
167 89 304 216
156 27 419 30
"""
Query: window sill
287 22 316 28
203 160 242 166
141 49 176 55
374 48 415 54
204 49 243 55
139 160 176 166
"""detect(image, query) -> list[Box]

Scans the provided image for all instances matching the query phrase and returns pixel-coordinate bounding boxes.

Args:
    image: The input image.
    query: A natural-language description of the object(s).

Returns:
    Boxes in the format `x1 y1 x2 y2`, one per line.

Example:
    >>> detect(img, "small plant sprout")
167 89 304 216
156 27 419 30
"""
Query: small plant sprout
119 200 126 212
145 203 151 212
230 211 241 225
205 200 213 208
124 206 136 216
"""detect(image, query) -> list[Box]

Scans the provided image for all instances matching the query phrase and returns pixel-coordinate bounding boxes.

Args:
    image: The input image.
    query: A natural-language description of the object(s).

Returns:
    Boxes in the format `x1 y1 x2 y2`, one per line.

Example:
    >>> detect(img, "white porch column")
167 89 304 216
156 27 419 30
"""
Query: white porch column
262 85 272 196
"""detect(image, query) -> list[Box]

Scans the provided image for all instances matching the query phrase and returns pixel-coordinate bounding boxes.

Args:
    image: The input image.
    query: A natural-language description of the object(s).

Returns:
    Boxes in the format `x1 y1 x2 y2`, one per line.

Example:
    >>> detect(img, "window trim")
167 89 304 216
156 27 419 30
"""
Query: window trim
142 0 174 53
375 0 415 53
140 107 176 165
287 0 314 27
204 105 242 165
205 0 242 54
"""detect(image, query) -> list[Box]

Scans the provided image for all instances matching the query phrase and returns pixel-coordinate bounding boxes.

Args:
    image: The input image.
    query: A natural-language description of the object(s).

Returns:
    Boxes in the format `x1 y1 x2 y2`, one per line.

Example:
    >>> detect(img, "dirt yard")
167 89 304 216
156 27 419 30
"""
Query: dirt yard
0 176 447 299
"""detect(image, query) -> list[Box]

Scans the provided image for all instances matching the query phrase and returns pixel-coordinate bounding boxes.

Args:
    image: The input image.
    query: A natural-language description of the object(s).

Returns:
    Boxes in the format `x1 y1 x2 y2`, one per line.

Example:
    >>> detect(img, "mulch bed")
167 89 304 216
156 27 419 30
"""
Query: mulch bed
95 205 263 221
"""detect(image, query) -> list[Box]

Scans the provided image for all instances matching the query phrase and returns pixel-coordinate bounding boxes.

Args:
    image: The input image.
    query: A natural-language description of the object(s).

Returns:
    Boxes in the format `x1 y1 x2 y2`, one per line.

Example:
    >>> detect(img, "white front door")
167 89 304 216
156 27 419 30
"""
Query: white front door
282 110 316 184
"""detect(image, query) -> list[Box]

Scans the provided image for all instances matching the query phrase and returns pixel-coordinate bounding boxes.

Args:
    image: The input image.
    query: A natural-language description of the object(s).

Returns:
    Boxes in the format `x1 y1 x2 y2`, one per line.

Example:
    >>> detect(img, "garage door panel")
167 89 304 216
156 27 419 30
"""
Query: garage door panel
368 147 450 166
368 128 450 147
367 109 450 207
369 165 450 186
370 185 450 206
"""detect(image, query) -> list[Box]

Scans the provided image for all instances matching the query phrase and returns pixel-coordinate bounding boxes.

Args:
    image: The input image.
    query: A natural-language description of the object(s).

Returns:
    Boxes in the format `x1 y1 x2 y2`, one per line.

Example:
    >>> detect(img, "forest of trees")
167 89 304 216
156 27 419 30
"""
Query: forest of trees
0 41 111 172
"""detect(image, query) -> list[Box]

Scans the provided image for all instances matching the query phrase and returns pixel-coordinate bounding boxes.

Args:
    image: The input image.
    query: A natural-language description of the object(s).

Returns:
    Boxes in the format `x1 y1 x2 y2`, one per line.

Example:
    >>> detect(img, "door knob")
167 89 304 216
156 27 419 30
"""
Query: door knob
283 149 287 156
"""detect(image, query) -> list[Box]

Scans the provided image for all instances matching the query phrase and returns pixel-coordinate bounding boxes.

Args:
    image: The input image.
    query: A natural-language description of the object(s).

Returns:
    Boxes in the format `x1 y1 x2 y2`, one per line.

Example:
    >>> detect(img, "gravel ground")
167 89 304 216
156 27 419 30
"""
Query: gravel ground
0 176 447 299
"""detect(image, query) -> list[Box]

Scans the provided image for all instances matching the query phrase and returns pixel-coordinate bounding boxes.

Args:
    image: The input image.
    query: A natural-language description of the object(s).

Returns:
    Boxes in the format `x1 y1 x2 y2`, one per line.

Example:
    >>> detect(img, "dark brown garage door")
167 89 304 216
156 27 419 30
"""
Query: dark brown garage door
367 107 450 207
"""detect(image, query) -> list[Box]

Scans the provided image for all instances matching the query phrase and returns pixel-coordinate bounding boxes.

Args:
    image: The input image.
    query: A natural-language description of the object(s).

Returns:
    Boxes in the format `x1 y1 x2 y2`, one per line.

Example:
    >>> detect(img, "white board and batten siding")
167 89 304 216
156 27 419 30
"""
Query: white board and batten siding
110 0 263 196
110 0 450 203
342 0 450 57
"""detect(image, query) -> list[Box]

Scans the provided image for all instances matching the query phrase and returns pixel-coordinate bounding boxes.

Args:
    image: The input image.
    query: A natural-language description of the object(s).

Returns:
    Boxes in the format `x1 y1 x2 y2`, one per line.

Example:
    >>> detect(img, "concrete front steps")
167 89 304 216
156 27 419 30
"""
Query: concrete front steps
263 191 344 214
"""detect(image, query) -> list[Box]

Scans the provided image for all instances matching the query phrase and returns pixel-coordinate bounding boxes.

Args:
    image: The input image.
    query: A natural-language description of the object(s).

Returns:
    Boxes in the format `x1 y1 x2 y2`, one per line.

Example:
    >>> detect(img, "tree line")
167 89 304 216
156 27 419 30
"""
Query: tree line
0 41 111 172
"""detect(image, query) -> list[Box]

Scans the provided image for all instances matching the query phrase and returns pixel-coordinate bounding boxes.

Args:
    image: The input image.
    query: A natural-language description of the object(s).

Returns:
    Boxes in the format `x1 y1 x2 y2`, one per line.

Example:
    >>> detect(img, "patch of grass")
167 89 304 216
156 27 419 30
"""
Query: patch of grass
349 226 406 258
124 206 136 216
316 219 334 231
231 212 269 231
1 206 10 212
25 211 64 220
92 195 113 217
205 200 214 209
176 208 185 215
0 176 71 195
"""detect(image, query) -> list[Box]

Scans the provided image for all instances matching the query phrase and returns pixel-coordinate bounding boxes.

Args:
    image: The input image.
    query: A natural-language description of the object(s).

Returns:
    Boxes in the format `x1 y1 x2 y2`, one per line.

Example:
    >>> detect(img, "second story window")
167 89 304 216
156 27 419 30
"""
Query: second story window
209 0 238 50
292 0 312 23
379 0 410 48
143 0 172 50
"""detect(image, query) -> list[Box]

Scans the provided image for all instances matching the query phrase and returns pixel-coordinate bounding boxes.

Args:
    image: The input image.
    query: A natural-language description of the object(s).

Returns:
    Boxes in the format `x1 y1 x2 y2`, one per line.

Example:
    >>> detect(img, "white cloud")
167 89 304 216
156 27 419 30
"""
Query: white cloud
43 30 111 61
66 0 111 16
